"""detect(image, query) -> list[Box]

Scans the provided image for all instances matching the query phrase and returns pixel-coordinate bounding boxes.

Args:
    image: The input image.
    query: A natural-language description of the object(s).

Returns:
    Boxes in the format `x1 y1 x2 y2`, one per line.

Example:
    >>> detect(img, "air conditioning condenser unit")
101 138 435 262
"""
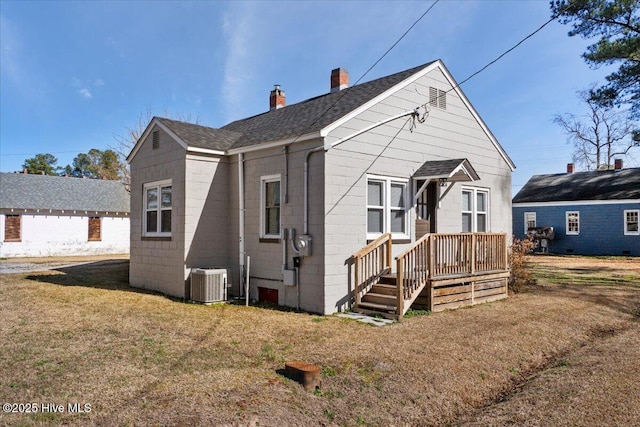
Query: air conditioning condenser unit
190 268 227 304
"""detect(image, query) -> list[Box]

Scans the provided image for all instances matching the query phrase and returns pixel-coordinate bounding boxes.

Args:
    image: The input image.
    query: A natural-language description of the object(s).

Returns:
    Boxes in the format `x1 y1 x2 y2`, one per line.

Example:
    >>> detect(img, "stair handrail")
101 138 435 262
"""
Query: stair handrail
395 233 431 318
352 233 392 307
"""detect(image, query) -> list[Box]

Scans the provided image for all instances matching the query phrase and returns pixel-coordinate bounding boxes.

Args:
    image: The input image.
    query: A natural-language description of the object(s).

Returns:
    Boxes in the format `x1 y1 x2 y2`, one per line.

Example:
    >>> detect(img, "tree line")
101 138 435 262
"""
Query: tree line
552 0 639 170
22 149 125 181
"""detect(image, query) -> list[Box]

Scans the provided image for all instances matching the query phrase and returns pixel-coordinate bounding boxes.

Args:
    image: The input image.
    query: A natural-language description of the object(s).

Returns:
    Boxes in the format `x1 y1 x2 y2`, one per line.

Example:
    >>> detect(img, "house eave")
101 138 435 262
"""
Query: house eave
0 207 130 216
186 147 226 156
513 199 640 208
226 131 322 155
126 118 189 163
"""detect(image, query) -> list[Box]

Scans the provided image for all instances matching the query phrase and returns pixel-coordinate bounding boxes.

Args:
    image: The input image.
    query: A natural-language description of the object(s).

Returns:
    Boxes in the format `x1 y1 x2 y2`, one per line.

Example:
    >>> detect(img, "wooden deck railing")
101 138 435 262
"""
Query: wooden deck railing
353 233 508 319
431 233 507 277
394 233 507 317
352 233 393 306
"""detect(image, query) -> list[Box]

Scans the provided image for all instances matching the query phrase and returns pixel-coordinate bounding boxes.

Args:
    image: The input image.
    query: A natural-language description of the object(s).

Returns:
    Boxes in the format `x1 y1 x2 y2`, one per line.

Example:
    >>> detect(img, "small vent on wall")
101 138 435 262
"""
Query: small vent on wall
429 87 447 109
152 131 160 149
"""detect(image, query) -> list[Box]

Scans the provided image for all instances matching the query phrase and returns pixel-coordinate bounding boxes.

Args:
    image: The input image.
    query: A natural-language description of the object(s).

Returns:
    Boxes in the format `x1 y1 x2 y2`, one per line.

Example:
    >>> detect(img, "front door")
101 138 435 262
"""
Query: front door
416 180 437 239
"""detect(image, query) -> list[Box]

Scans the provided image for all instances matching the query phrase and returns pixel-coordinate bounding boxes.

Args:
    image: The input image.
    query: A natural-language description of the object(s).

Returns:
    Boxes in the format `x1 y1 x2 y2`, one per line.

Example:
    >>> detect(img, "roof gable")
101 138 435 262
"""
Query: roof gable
221 62 433 149
126 60 514 172
0 173 130 213
513 168 640 203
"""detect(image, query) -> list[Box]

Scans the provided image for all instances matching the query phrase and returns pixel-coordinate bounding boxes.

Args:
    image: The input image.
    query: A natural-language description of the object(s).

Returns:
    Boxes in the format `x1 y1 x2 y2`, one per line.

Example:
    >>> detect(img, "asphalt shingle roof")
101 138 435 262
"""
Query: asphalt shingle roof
512 168 640 203
413 159 470 177
0 173 130 212
156 117 243 151
155 62 434 151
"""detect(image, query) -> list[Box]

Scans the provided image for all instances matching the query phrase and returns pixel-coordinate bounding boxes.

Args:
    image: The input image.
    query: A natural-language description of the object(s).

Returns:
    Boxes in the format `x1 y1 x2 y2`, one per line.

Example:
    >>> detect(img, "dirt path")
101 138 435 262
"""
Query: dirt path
0 254 128 275
458 255 640 426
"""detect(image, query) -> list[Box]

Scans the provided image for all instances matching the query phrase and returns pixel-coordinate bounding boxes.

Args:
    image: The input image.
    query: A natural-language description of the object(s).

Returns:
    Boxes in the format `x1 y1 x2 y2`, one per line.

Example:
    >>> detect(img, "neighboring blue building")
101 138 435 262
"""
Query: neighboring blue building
512 162 640 256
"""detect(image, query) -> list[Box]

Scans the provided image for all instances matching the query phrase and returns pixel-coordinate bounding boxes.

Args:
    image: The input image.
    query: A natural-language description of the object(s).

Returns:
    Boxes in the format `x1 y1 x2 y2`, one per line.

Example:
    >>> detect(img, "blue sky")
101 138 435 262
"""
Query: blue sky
0 0 624 193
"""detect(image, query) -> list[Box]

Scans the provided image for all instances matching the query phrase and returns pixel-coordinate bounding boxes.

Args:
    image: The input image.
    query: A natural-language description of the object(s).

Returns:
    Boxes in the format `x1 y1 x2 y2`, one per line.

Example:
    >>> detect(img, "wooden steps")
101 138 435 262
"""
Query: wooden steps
354 274 399 319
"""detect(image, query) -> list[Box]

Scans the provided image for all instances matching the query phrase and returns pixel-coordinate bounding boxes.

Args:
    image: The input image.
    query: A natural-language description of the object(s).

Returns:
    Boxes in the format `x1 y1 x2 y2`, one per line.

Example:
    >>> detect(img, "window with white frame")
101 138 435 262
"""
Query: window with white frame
624 210 639 235
143 180 172 237
462 187 489 232
524 212 536 234
260 175 281 238
566 211 579 235
366 176 408 239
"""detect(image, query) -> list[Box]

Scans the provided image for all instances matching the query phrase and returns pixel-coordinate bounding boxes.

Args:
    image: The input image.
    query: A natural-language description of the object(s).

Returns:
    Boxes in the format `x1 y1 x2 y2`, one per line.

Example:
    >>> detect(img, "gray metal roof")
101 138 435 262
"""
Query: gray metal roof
512 168 640 203
0 173 130 213
155 62 434 152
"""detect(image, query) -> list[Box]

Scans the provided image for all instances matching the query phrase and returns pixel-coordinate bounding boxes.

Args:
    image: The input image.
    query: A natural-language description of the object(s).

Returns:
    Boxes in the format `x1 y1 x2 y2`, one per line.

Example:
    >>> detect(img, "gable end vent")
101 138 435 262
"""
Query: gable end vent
429 87 447 109
152 130 160 149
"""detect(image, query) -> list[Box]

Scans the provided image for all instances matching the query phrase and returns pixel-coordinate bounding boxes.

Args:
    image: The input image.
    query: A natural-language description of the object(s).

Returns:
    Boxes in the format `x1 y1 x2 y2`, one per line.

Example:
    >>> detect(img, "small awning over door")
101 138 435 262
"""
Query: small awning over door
412 158 480 183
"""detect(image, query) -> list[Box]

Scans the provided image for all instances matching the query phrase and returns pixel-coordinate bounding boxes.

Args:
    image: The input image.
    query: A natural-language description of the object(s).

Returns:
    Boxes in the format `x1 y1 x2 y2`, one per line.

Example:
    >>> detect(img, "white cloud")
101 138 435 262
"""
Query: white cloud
94 78 105 86
79 88 92 99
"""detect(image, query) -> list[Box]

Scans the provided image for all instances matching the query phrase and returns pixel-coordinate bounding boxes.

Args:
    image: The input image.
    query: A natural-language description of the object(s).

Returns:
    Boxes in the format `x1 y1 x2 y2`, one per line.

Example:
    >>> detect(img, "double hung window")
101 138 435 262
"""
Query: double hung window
566 211 579 235
261 175 281 238
144 180 172 237
624 210 639 235
366 175 408 239
462 187 489 232
524 212 536 234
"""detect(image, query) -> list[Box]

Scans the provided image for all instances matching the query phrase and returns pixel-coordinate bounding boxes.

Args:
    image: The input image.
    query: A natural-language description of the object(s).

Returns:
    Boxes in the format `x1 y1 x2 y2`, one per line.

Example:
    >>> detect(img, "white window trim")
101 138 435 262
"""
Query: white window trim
366 174 410 240
624 209 639 236
462 186 490 233
566 211 580 235
260 174 282 239
143 179 172 237
524 212 536 235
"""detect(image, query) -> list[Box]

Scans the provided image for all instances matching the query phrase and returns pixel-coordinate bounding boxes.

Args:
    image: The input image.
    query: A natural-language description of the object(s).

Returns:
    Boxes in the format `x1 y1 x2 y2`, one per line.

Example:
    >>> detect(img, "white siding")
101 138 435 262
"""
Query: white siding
0 213 129 257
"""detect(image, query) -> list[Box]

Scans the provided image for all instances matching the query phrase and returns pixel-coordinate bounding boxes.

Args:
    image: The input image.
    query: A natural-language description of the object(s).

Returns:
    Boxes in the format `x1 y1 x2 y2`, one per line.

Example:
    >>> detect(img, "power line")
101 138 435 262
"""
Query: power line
271 0 440 150
451 8 564 93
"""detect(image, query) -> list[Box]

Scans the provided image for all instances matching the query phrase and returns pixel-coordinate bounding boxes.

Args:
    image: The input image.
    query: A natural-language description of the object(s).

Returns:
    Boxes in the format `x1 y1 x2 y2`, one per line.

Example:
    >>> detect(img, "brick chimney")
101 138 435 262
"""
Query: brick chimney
567 163 575 174
614 158 623 170
269 85 285 111
331 68 349 93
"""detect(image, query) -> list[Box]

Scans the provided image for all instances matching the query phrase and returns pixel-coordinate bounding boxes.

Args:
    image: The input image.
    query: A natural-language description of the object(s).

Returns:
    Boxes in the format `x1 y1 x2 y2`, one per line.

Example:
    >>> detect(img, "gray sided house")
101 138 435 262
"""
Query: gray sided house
512 162 640 256
0 172 130 257
127 60 515 315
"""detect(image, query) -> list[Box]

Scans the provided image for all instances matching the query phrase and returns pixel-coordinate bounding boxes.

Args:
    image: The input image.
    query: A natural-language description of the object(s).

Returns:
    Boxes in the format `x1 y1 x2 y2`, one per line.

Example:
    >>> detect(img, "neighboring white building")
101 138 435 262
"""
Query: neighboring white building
0 172 130 257
127 60 515 315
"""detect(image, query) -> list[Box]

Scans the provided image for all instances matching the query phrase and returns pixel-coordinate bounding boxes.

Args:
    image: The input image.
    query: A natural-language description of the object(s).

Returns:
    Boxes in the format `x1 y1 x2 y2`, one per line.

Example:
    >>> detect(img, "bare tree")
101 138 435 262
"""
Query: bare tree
111 107 200 187
553 87 639 170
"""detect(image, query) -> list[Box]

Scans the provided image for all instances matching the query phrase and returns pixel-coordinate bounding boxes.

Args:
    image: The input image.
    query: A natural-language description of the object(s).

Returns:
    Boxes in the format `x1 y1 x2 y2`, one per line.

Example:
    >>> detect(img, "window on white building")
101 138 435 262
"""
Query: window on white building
566 211 580 235
143 180 172 237
4 214 21 242
462 187 489 232
366 175 408 239
88 217 101 241
260 175 281 238
624 210 639 235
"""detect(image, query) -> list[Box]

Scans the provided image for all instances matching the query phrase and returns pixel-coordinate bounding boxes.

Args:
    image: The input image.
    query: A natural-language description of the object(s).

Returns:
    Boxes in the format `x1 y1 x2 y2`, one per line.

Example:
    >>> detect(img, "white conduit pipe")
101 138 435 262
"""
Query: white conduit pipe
238 153 245 296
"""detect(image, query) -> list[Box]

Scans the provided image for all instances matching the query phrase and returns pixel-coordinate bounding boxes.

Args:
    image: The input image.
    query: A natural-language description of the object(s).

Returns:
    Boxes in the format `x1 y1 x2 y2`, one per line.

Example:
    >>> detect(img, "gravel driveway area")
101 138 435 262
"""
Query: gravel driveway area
0 254 129 275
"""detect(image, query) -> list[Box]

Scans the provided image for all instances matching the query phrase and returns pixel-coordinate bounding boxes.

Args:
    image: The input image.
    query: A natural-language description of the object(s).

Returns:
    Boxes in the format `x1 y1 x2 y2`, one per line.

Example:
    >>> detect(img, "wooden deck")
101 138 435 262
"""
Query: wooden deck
352 233 510 320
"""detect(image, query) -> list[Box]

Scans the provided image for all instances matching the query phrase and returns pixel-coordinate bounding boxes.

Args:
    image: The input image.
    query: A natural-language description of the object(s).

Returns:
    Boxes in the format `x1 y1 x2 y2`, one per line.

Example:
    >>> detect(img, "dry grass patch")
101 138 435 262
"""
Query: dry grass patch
1 256 639 426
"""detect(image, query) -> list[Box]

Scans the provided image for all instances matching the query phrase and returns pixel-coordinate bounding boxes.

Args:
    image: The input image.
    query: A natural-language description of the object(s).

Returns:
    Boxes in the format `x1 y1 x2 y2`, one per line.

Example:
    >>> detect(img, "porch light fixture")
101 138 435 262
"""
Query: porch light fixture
439 178 448 187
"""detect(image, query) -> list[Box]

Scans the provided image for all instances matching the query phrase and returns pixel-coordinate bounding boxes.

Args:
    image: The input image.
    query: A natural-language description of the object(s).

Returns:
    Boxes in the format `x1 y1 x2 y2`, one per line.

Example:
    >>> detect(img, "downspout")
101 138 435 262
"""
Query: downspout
238 153 245 296
304 108 420 235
